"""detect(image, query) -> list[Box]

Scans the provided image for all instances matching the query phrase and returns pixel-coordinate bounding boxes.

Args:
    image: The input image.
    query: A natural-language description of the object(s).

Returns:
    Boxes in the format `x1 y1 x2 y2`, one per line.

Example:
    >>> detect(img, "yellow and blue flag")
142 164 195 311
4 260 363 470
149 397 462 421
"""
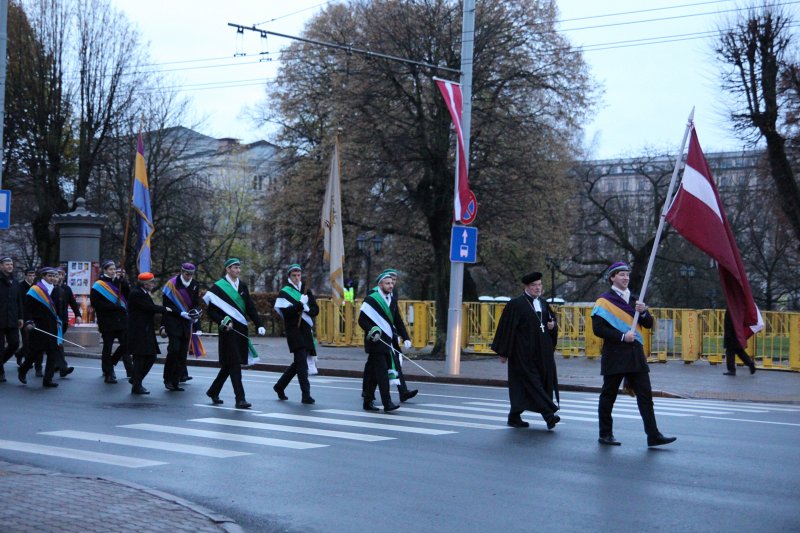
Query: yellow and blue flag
132 133 155 273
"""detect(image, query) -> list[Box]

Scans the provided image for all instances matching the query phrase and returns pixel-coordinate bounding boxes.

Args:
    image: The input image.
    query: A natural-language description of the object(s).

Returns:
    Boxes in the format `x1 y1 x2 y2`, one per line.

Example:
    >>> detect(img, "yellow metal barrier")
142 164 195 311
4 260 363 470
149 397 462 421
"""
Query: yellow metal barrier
313 299 798 371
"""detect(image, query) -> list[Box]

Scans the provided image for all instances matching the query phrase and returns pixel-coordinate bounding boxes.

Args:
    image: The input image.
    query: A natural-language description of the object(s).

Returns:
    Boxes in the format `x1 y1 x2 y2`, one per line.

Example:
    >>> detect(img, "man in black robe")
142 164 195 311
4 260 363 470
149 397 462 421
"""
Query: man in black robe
491 271 560 430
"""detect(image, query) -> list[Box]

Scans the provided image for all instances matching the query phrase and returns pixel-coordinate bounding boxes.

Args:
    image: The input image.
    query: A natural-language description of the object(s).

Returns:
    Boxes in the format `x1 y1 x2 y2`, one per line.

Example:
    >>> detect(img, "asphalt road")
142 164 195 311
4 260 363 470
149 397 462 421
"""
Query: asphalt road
1 362 799 532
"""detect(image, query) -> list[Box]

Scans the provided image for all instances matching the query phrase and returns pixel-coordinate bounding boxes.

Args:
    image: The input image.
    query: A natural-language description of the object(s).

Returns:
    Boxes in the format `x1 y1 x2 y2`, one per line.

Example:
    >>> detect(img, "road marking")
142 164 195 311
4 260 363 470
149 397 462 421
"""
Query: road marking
40 430 250 458
120 423 330 448
187 418 393 442
316 409 505 430
700 416 800 427
465 401 694 417
553 399 730 415
420 403 643 421
257 413 455 435
0 439 166 468
653 398 792 412
193 404 264 413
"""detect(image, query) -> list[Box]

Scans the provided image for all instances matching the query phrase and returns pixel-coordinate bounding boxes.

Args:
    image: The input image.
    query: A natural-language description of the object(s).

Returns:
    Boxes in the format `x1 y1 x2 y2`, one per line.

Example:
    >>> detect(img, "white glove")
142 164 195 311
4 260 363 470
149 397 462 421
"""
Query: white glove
300 294 309 304
194 330 203 337
303 304 310 313
180 311 190 320
403 339 412 350
257 326 266 336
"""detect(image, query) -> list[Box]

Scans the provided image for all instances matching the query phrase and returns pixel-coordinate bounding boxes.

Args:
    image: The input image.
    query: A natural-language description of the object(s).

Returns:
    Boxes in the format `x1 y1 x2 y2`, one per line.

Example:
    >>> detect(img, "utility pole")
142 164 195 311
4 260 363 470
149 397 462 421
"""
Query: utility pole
444 0 475 375
0 0 8 188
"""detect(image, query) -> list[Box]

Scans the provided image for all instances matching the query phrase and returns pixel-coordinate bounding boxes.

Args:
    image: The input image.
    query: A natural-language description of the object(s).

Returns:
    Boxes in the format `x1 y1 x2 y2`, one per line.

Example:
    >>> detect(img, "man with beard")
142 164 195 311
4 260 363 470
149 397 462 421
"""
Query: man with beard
491 271 560 430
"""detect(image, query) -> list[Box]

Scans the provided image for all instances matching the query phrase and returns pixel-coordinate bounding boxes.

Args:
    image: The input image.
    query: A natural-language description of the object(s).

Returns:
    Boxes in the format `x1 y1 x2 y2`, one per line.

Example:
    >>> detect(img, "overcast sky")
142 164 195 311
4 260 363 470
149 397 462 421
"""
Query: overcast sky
113 0 797 159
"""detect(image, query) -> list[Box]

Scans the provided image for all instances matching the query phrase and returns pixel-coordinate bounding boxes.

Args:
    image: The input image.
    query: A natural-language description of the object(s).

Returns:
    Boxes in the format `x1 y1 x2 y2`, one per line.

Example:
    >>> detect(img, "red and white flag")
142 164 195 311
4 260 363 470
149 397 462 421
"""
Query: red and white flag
666 126 763 347
435 78 477 225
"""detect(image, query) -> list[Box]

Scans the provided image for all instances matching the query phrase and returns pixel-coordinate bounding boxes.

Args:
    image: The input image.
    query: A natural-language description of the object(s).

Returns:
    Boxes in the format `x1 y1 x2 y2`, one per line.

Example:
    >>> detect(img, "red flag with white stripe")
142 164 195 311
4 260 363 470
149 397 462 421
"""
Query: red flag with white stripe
666 126 763 347
435 78 477 224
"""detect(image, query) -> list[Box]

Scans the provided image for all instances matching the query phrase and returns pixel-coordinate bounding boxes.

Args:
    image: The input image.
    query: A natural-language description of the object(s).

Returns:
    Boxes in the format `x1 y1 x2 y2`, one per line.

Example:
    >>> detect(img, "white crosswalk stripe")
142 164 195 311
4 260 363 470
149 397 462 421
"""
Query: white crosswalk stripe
121 423 331 448
316 409 506 430
464 401 694 417
256 413 456 435
40 430 251 458
0 439 166 468
188 418 393 442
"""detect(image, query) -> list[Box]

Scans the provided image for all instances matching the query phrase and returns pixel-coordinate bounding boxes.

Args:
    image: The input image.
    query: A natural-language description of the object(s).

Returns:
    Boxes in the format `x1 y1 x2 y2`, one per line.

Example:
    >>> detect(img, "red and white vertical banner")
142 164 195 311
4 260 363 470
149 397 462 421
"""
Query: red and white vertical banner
435 78 477 225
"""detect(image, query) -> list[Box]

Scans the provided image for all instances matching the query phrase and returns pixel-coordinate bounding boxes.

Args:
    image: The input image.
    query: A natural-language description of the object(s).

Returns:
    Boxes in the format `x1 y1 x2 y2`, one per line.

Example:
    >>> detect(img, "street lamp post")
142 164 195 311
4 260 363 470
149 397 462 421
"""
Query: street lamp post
356 234 383 297
679 264 696 308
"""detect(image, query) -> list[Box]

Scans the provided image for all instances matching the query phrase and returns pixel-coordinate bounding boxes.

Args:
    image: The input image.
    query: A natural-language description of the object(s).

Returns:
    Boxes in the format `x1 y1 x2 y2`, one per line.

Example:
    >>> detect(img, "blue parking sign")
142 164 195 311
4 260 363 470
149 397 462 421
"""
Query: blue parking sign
450 225 478 263
0 190 10 230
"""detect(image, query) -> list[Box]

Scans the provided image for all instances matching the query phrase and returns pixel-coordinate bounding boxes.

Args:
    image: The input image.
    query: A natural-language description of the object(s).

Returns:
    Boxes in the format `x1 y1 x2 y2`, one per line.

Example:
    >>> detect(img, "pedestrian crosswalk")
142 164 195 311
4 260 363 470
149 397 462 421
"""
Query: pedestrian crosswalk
2 393 798 468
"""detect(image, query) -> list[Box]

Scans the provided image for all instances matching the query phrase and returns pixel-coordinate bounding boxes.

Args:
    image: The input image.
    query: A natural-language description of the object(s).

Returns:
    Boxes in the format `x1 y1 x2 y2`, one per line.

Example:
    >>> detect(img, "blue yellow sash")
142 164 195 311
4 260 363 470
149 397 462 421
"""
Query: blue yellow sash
28 284 63 345
591 296 644 345
92 280 127 309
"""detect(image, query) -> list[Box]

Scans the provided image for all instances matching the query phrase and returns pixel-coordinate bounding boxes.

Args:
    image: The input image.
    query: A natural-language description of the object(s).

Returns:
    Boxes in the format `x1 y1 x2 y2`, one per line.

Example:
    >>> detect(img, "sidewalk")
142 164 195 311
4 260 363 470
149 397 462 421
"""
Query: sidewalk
0 461 242 533
69 335 800 404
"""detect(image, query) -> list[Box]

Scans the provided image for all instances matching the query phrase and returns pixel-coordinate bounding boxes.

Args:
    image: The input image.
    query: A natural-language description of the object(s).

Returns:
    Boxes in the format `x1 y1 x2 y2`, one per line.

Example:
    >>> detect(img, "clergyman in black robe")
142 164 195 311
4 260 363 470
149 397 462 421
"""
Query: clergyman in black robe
490 271 560 430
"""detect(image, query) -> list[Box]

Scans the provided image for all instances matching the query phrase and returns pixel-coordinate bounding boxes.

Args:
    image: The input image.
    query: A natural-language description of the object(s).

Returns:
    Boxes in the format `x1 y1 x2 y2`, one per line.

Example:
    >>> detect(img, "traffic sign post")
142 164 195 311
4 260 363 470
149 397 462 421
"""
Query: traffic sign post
450 225 477 263
0 190 10 230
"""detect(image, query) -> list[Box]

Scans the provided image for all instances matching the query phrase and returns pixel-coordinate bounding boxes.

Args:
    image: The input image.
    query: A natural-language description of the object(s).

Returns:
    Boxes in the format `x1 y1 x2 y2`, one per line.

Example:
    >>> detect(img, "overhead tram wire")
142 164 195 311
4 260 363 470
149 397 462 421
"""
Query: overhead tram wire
559 0 736 23
226 23 461 75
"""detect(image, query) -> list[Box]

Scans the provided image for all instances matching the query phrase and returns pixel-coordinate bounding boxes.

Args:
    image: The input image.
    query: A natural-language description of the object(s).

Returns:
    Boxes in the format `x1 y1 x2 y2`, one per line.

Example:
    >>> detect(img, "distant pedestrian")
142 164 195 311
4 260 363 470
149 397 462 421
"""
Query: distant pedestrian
723 307 756 376
90 260 132 383
160 263 201 391
203 258 265 409
14 268 36 368
591 261 675 447
128 273 172 394
0 257 23 382
273 264 319 404
491 271 560 430
18 268 63 388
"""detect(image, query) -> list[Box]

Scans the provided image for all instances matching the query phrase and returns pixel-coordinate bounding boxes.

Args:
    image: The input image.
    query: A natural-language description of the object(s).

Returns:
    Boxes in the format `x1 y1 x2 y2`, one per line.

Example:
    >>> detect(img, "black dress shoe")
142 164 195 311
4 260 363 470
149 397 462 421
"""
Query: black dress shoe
598 435 621 446
273 384 288 400
59 367 74 378
35 368 43 378
235 400 252 409
507 418 529 428
104 374 117 384
110 369 117 380
180 376 192 382
546 415 561 430
42 380 59 388
18 367 27 384
165 382 184 391
363 401 380 412
131 386 150 395
206 391 223 405
400 389 418 402
301 396 316 405
647 433 677 447
723 371 735 376
749 363 757 375
384 402 400 412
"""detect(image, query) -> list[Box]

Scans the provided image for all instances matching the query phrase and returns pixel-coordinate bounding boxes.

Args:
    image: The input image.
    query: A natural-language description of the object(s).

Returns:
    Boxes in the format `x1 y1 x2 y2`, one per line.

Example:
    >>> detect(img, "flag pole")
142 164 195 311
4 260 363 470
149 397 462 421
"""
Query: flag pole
120 129 140 272
628 107 695 331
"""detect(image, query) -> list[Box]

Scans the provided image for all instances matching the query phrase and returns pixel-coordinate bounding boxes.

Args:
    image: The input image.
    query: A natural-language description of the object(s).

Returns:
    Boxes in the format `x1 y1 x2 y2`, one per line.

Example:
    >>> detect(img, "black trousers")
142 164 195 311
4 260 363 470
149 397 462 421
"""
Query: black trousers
0 327 20 366
208 362 245 402
163 334 189 386
362 352 392 407
21 341 59 383
101 330 132 376
725 346 754 373
275 348 311 398
598 372 659 438
131 352 157 389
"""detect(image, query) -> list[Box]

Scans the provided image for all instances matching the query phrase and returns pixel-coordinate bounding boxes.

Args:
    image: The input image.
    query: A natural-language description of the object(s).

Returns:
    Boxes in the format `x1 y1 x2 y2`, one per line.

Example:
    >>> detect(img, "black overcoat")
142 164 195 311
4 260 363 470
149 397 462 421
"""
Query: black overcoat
591 290 653 376
90 275 130 333
127 286 168 356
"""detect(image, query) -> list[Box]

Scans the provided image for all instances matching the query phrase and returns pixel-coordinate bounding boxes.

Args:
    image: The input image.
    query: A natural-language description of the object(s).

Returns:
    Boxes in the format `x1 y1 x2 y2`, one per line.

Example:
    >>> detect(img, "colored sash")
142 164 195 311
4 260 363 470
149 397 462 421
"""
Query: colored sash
203 279 258 364
92 280 127 309
189 322 206 358
162 277 192 313
28 283 63 345
591 294 644 345
359 292 394 338
274 284 313 327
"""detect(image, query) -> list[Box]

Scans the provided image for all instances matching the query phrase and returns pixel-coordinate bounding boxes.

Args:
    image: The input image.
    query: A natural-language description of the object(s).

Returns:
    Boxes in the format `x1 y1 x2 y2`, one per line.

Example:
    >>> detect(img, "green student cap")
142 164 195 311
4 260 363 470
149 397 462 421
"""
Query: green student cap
224 258 241 268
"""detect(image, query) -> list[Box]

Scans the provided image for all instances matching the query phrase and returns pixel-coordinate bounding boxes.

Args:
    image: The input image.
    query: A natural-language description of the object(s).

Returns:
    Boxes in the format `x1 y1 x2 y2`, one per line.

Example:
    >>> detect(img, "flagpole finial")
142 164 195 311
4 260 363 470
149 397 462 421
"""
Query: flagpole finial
687 106 695 126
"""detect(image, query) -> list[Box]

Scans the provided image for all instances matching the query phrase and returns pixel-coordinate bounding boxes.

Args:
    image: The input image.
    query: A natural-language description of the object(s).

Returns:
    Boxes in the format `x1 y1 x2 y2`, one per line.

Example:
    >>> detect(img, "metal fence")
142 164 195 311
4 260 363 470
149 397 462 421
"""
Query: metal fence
315 299 800 371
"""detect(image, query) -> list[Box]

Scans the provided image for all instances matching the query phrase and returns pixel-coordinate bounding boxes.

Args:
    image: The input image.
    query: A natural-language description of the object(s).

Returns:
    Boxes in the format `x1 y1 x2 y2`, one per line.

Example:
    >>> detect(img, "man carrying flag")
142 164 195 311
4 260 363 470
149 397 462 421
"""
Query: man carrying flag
161 262 202 392
203 258 265 409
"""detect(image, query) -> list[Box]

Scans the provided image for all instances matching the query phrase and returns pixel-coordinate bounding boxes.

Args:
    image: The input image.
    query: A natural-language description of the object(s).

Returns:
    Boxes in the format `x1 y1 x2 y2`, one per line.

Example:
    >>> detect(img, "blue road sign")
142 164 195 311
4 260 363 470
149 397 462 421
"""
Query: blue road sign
0 190 10 230
450 225 478 263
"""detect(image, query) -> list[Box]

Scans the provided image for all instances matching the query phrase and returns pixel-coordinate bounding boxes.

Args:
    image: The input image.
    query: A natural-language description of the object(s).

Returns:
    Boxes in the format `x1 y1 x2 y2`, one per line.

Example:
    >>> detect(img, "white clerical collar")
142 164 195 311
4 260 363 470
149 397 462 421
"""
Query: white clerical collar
225 274 239 290
180 275 192 286
612 286 631 303
41 280 54 294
